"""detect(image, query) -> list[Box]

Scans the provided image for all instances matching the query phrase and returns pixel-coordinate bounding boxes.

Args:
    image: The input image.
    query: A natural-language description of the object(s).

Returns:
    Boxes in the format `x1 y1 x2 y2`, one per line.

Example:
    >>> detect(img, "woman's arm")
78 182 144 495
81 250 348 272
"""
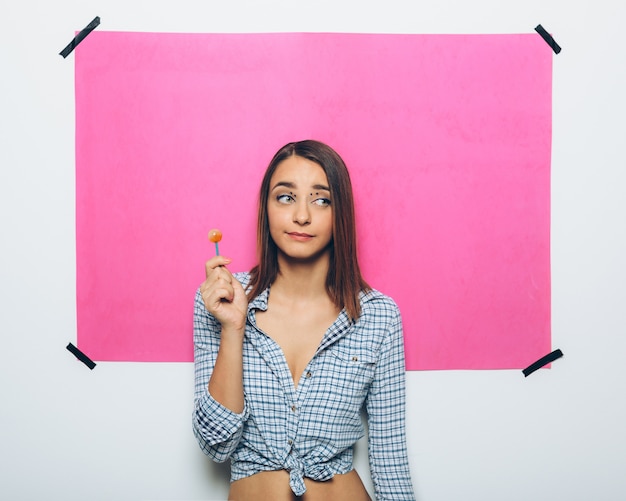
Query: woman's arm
192 257 249 462
208 324 245 413
366 306 416 500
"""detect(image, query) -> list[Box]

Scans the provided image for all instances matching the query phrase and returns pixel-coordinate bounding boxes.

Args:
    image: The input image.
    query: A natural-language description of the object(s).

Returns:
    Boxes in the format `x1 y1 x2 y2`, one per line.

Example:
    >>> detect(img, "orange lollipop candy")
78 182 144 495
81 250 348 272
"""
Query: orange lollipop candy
208 228 222 255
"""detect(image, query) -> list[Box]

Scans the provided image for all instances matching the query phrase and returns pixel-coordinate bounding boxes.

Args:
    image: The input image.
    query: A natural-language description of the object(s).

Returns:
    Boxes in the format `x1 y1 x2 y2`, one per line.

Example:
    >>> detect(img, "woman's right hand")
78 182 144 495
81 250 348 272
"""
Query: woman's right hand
200 256 248 332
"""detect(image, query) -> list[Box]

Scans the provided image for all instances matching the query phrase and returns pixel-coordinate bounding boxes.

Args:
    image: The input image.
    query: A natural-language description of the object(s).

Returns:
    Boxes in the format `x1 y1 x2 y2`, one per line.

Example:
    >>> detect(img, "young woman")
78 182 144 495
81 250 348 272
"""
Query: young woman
192 140 415 500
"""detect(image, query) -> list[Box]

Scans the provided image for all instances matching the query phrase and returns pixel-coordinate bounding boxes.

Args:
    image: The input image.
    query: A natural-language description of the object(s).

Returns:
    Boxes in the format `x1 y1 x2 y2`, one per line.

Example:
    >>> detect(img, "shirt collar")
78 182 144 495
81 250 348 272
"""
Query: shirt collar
247 285 269 313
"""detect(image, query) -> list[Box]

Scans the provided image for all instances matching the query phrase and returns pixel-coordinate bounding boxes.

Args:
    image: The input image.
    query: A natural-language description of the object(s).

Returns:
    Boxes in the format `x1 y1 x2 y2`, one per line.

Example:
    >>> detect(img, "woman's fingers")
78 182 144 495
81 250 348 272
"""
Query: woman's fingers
200 257 248 329
201 272 233 303
205 255 232 278
203 257 234 297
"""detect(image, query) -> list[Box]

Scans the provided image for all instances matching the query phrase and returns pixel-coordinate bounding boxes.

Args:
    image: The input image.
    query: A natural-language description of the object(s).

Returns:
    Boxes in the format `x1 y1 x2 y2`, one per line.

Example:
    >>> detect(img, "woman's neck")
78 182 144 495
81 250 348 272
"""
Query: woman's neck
272 250 330 301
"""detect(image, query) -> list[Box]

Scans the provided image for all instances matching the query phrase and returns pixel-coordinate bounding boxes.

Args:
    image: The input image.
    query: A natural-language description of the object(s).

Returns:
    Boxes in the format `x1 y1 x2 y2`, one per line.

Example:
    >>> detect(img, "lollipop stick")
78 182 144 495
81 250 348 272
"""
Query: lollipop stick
215 242 220 256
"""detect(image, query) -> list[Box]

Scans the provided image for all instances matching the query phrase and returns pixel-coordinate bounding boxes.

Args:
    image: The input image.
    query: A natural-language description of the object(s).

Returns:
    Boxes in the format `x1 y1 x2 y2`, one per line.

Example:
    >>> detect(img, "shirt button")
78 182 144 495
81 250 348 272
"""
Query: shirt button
288 439 293 445
352 356 359 362
306 371 312 378
291 405 297 412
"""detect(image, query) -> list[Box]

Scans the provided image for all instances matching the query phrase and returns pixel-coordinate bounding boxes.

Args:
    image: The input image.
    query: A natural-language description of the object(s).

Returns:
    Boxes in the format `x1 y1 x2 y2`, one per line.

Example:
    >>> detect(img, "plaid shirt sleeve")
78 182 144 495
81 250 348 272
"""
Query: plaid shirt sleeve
366 302 416 500
192 288 250 462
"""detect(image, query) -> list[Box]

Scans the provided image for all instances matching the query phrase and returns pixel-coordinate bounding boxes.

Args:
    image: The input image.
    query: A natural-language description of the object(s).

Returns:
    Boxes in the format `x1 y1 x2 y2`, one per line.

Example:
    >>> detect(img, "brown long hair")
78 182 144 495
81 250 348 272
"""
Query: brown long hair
247 140 370 320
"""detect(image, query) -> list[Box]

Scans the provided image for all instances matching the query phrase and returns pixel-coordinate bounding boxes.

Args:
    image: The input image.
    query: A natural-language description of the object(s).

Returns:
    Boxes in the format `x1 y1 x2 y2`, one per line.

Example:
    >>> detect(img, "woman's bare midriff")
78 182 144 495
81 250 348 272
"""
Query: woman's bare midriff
228 469 372 501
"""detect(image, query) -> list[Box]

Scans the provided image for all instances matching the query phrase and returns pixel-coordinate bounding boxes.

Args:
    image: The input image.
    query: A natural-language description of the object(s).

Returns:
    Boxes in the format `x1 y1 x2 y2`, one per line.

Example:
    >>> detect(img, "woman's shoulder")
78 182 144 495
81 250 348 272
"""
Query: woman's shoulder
233 270 252 289
358 287 401 321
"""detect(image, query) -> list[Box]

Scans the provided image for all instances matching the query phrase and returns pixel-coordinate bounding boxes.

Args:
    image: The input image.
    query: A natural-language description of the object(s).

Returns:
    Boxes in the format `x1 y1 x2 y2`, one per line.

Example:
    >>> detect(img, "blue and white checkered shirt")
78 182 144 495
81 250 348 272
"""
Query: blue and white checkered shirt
192 272 415 500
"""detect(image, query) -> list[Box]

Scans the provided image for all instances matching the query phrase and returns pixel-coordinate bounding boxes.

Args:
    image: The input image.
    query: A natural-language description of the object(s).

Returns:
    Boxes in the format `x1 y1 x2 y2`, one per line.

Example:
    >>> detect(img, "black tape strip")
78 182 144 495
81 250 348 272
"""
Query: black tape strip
522 349 563 377
66 342 97 370
59 16 100 58
535 24 561 54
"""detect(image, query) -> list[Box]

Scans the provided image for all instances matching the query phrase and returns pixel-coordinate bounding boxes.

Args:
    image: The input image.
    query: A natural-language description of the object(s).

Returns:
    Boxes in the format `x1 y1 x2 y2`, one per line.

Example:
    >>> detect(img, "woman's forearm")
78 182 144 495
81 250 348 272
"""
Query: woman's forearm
208 326 245 413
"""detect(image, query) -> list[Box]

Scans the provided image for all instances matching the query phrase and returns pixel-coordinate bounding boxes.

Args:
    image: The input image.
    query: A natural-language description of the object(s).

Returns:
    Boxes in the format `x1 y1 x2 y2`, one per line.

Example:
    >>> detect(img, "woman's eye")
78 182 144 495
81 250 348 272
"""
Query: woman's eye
276 194 295 204
312 197 331 207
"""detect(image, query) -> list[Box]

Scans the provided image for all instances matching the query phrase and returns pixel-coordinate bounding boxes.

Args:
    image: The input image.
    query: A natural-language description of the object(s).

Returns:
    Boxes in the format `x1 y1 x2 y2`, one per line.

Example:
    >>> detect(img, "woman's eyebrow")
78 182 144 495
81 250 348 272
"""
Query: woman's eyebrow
270 182 330 191
270 181 296 191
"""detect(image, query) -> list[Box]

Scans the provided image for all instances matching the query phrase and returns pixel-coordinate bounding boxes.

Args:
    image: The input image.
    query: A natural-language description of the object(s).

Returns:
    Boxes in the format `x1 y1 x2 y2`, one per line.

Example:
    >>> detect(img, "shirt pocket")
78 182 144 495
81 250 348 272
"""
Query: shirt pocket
324 344 377 406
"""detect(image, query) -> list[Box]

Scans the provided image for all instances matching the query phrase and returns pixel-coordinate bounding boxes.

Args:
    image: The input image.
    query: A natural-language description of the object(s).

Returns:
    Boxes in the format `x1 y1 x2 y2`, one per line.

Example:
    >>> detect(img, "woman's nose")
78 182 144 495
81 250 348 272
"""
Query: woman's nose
293 202 310 225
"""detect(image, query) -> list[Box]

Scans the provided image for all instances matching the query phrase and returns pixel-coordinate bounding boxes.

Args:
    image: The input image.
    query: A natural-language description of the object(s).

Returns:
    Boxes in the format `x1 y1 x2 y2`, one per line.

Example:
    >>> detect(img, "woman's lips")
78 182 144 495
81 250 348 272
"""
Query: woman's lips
287 232 313 241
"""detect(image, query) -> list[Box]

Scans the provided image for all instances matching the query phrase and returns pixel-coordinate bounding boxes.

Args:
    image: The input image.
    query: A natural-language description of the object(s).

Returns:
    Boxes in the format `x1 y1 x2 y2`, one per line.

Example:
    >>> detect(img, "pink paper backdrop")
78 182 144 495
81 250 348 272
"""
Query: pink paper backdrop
75 32 552 369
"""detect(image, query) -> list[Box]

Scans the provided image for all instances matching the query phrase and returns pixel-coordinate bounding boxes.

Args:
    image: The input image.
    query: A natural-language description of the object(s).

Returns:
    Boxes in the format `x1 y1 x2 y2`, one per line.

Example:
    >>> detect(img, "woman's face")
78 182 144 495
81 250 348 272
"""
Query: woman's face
266 155 333 262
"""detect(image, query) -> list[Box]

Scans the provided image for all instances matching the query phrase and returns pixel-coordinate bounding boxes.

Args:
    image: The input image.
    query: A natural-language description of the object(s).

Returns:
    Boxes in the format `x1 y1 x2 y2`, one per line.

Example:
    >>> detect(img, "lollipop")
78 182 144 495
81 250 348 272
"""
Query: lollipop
208 228 222 256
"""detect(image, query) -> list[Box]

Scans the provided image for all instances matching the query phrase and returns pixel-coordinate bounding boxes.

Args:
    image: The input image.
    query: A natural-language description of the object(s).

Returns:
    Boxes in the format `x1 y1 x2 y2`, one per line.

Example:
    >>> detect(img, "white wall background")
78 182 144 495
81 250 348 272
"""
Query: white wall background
1 1 625 499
